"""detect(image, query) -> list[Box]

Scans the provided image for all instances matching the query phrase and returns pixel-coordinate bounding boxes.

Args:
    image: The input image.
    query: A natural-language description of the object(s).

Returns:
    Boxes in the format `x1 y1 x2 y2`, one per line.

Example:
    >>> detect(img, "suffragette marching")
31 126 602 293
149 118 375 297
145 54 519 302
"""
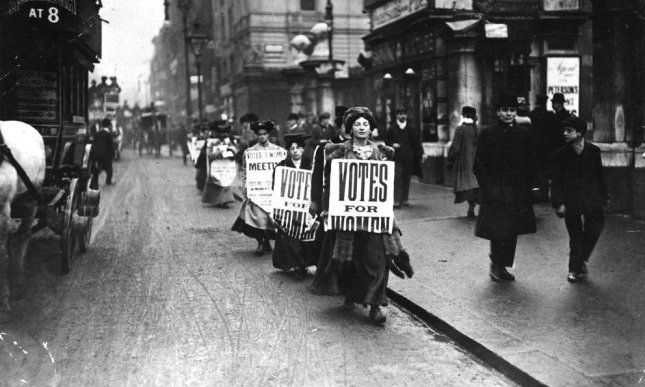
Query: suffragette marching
318 107 413 325
232 120 287 255
201 121 242 208
271 133 317 279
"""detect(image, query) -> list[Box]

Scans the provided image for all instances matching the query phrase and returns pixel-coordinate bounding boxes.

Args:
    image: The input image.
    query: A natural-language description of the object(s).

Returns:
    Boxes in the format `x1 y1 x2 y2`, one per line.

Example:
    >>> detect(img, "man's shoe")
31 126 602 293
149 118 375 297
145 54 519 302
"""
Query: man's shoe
490 264 515 281
567 272 581 283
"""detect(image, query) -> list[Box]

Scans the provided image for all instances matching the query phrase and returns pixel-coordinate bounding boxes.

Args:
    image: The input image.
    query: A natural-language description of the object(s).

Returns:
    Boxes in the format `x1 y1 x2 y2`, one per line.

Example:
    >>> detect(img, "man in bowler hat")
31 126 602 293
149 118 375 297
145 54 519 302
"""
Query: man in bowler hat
474 93 536 281
551 93 571 122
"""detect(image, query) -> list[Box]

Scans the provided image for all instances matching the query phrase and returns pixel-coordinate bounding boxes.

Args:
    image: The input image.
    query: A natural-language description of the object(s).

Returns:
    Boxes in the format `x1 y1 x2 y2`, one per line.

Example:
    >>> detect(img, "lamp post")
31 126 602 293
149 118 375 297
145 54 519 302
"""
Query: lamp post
324 0 333 63
164 0 193 121
186 28 210 123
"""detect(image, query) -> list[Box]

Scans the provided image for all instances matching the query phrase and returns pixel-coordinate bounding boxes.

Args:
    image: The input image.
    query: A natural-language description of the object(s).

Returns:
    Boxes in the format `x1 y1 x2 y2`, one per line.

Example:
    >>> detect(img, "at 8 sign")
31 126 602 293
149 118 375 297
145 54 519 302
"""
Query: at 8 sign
48 7 59 23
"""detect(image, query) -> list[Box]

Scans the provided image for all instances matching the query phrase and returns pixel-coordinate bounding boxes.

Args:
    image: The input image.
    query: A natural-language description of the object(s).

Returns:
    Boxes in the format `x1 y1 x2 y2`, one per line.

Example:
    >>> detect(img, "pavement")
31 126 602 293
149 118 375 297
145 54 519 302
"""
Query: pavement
389 180 645 386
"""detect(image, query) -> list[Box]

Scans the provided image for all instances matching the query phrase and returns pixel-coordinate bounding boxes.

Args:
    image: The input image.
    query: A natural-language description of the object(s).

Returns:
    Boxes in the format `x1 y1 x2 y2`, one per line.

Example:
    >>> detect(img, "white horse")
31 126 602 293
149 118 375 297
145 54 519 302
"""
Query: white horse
0 121 46 323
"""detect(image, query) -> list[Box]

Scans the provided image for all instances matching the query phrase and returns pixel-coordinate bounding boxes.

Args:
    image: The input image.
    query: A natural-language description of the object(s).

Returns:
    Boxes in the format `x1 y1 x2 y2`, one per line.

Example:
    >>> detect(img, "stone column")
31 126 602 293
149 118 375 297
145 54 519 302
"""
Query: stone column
447 36 482 140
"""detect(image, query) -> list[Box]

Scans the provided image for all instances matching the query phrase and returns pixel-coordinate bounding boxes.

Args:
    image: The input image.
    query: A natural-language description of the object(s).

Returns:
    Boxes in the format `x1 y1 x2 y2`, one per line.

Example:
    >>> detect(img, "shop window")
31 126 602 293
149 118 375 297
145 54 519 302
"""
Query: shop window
300 0 315 10
493 53 529 99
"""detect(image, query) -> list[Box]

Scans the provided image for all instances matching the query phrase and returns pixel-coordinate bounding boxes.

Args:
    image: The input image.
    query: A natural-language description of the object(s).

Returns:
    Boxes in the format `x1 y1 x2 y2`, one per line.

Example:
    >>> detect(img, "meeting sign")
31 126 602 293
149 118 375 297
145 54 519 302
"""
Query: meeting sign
245 149 287 213
327 159 394 234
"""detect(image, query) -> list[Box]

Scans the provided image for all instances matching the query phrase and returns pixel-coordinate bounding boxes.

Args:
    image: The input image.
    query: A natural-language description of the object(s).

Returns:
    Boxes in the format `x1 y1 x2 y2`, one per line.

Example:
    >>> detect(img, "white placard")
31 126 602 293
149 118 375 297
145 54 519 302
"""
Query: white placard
208 159 237 187
272 166 316 240
326 159 395 234
245 149 288 213
547 57 580 114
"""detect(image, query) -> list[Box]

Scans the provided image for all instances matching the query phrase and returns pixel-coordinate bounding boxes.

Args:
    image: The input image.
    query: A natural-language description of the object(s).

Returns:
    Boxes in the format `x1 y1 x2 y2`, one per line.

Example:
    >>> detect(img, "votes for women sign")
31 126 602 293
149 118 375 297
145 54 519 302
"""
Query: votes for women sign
272 166 316 241
327 159 395 233
245 149 287 212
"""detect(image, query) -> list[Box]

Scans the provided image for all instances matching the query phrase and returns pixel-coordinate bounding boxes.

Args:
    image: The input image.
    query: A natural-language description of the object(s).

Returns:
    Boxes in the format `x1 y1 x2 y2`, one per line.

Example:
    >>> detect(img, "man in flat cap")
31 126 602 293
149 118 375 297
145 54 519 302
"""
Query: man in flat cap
474 93 536 282
551 116 608 283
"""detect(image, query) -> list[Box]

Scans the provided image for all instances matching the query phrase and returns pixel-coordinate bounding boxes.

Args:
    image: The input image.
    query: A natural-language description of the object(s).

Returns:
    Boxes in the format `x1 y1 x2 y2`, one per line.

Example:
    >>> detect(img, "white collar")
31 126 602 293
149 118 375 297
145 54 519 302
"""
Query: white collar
397 120 407 129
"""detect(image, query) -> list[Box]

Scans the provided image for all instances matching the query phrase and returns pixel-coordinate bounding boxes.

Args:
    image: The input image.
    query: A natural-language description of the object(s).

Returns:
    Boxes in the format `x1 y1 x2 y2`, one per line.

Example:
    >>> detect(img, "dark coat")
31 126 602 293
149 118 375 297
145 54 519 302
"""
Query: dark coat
310 136 345 214
551 141 608 214
529 107 564 157
473 120 536 240
384 124 423 178
91 128 114 161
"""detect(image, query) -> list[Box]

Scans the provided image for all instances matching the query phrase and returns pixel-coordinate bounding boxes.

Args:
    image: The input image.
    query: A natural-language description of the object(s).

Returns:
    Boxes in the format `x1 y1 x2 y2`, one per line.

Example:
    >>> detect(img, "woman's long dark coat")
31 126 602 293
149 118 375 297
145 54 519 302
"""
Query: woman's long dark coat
473 120 537 240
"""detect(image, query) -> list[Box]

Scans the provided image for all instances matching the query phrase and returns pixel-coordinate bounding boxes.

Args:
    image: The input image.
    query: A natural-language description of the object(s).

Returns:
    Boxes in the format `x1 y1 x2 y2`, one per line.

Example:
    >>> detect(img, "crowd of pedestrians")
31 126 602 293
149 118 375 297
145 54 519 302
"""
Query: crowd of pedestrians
184 90 608 326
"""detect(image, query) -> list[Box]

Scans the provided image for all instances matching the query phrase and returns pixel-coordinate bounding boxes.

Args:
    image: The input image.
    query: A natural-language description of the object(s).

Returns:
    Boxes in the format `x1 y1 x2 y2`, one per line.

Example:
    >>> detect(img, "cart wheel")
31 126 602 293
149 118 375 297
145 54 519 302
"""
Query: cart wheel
60 179 80 274
78 213 93 253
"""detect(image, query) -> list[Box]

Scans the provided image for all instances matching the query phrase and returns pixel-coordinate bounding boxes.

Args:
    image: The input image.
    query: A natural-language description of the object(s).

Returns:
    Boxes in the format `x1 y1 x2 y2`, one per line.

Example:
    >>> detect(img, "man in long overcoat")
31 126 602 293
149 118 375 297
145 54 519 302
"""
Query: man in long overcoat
384 108 423 207
90 117 115 189
529 95 563 202
474 93 536 281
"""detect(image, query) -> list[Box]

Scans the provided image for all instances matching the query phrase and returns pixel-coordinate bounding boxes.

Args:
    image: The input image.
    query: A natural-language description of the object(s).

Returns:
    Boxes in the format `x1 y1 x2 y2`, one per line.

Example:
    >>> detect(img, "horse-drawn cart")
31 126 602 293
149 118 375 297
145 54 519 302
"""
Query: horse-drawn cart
0 1 103 275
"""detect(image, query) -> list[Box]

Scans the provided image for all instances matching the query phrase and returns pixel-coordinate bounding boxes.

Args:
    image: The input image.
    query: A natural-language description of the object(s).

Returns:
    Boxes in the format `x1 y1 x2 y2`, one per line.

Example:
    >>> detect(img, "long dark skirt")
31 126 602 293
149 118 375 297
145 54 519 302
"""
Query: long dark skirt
231 200 276 240
202 182 240 207
272 231 316 272
341 232 389 307
309 231 342 295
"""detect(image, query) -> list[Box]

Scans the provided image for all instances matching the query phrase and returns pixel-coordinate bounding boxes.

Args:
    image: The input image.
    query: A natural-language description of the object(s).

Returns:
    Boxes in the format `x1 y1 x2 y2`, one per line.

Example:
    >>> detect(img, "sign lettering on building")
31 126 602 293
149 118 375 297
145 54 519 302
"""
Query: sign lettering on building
372 0 428 29
435 0 472 9
5 0 76 15
543 0 579 11
546 57 580 114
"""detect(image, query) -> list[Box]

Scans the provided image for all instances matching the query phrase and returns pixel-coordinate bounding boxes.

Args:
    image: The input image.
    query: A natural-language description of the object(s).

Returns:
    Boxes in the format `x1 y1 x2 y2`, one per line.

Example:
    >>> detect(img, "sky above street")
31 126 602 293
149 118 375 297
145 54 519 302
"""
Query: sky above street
91 0 164 108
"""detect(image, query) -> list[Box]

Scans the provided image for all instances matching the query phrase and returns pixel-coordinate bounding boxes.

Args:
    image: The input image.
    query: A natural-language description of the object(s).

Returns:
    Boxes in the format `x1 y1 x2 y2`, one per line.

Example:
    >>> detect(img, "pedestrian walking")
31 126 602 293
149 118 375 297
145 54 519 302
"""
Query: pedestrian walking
201 121 241 208
529 95 563 202
231 120 282 255
447 106 480 218
90 117 115 189
176 124 191 165
272 133 315 279
309 105 349 296
384 108 423 208
551 116 608 283
474 93 536 282
321 107 413 325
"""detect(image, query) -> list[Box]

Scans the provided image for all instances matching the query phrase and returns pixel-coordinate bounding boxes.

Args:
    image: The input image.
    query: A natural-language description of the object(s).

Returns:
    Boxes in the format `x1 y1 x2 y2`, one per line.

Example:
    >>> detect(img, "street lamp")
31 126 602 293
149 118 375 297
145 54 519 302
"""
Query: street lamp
186 27 210 123
164 0 193 122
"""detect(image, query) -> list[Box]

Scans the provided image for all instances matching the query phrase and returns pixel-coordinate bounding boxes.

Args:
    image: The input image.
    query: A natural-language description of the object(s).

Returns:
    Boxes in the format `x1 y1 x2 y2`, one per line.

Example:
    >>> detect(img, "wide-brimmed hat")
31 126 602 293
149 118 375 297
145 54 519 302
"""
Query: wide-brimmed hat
551 93 566 103
562 116 587 134
209 120 230 137
461 106 477 116
284 132 311 148
239 112 258 124
343 106 376 134
496 93 519 108
250 120 275 134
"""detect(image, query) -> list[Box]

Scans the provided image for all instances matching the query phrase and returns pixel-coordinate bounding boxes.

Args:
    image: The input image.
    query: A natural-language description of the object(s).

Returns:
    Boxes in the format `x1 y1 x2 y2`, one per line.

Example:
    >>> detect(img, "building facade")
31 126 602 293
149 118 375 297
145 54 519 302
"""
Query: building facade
362 0 592 184
211 0 369 124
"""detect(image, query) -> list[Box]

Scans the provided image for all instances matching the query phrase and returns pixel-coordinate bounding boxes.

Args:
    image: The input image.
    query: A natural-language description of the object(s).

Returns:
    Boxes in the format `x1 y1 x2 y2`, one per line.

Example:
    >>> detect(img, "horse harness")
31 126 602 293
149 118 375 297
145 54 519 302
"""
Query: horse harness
0 124 46 207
